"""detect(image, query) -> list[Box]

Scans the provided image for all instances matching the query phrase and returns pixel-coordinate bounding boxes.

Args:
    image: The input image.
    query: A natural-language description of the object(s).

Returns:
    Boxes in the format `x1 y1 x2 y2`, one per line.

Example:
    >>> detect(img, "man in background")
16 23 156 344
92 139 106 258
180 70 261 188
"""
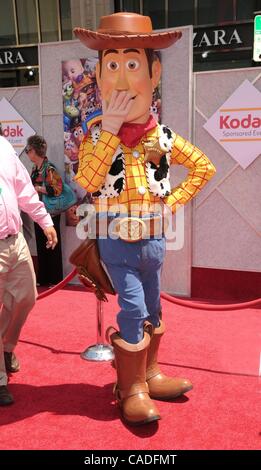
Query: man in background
0 124 58 405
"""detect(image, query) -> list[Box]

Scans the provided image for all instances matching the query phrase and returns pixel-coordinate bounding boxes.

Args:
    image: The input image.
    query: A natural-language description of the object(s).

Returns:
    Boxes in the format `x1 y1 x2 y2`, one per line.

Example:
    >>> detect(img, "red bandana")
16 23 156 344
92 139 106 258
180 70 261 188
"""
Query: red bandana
118 115 157 148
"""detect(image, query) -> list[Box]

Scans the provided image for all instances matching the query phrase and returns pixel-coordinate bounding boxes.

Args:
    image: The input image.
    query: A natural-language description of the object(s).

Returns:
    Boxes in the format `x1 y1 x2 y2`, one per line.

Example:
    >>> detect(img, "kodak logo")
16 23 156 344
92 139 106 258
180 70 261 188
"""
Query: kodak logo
220 114 261 129
3 125 24 137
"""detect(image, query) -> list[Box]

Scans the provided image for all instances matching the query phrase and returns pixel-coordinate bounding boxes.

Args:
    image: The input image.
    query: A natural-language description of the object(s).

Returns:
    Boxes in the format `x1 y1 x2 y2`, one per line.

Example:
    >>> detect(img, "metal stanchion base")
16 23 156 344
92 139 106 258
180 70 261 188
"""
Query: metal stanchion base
81 344 114 362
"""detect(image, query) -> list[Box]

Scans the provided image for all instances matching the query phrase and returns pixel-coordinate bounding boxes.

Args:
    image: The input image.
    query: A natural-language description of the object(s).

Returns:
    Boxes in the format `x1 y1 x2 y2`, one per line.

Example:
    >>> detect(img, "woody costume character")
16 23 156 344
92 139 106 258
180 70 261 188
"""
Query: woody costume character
74 12 216 425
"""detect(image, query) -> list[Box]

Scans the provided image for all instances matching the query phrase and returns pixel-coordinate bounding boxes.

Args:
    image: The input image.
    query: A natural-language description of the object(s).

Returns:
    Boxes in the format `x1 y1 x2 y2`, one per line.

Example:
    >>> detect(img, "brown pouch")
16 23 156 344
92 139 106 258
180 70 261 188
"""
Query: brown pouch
69 238 115 302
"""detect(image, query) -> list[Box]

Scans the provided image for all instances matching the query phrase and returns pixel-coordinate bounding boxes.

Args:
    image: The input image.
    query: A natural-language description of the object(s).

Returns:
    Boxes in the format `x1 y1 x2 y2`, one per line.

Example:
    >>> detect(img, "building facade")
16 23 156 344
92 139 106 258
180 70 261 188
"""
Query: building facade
0 0 113 87
0 0 260 88
115 0 261 71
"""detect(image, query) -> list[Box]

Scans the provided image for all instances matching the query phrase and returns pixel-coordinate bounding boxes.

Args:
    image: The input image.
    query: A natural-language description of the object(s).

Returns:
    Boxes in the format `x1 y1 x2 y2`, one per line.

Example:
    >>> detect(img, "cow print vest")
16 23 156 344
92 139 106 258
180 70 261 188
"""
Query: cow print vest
90 123 174 199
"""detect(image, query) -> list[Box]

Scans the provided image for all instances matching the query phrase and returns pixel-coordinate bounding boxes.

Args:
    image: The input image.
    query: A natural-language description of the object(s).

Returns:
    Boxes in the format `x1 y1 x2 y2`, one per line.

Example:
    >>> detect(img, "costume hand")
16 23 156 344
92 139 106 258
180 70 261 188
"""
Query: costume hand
102 90 134 135
43 226 58 249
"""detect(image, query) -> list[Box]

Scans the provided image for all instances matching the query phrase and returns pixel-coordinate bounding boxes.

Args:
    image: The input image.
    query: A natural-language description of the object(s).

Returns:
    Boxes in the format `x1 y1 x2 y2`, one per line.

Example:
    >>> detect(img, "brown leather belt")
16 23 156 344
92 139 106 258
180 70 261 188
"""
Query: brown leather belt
95 215 164 242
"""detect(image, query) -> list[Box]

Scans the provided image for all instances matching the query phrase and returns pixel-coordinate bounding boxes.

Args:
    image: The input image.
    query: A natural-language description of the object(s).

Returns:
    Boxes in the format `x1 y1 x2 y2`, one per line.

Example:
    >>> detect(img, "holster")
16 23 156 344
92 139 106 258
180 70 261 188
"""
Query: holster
69 238 115 301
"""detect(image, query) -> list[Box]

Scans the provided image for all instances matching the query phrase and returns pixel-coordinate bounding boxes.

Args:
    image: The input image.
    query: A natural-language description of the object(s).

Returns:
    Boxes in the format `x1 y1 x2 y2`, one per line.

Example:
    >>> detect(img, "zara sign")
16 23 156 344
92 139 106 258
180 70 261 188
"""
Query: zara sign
193 28 242 48
0 46 38 69
0 50 25 65
193 22 253 51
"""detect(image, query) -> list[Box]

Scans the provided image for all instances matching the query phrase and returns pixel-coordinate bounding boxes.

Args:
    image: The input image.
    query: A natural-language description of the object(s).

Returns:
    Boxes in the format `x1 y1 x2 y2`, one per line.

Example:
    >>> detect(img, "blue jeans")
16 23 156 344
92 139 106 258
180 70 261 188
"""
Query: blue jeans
98 237 166 343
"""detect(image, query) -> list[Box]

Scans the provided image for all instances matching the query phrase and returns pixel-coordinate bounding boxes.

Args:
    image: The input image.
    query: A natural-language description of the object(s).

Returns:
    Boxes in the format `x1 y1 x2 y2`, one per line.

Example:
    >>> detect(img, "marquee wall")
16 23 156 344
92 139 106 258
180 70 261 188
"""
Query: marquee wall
193 69 261 274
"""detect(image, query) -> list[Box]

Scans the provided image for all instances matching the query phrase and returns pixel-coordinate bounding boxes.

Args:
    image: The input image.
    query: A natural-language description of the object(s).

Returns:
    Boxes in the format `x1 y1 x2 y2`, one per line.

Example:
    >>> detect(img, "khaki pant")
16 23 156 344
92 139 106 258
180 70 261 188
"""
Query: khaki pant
0 232 37 386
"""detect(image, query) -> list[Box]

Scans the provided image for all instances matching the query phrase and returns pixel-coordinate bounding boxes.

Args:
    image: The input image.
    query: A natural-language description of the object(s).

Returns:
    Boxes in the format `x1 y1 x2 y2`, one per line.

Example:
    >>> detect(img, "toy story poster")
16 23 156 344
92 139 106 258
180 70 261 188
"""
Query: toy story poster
62 56 162 226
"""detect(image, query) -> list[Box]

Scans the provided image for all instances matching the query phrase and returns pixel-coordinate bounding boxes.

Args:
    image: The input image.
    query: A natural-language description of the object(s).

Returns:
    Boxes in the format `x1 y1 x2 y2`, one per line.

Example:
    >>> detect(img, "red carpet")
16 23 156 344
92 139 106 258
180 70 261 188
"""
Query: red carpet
0 288 260 450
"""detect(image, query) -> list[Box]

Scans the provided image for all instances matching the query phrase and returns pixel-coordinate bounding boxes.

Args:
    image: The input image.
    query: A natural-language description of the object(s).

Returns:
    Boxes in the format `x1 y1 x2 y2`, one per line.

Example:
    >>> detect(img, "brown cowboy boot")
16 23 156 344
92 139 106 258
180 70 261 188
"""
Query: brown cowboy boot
109 327 161 426
146 320 193 400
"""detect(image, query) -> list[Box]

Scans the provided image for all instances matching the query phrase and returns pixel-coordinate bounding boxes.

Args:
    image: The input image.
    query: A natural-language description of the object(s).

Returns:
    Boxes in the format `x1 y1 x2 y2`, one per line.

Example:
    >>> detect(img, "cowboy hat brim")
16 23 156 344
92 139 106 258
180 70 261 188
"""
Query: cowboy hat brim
73 28 182 51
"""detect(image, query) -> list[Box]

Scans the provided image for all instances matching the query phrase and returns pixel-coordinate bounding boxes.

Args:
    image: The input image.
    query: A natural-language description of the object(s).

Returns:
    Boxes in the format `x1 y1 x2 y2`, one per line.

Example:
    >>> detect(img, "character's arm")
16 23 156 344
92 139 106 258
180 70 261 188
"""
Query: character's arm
164 132 216 213
74 131 121 192
75 90 134 192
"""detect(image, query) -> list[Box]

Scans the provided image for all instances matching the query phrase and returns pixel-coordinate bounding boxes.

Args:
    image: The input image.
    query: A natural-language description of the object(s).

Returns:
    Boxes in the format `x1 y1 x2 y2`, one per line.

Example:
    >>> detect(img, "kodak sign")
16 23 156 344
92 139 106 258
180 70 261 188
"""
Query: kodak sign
203 80 261 169
2 125 24 137
0 97 35 156
220 114 261 129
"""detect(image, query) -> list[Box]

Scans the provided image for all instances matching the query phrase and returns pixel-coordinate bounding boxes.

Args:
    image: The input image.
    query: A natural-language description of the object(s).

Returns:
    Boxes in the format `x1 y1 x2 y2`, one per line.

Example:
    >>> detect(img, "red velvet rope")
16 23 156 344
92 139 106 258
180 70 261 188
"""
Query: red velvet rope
160 291 261 311
37 268 261 310
37 268 78 300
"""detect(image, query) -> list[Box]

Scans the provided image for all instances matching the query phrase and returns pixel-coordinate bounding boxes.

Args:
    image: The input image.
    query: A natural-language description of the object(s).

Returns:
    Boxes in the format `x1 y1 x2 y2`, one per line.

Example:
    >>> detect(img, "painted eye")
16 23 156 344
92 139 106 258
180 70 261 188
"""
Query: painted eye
126 59 139 71
107 61 119 71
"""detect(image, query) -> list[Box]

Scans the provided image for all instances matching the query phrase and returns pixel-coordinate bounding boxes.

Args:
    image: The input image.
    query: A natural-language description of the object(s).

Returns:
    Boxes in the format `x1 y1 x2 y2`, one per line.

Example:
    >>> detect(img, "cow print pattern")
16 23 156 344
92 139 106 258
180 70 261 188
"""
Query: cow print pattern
145 125 174 197
90 123 174 199
91 123 126 199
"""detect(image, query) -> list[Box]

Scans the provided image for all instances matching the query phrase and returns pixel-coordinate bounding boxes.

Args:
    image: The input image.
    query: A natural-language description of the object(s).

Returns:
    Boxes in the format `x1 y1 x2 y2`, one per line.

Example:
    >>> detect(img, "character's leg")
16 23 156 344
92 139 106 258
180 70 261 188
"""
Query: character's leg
98 238 149 343
141 264 162 327
104 262 149 343
140 238 165 327
108 324 160 425
99 238 160 424
139 239 192 400
146 320 193 400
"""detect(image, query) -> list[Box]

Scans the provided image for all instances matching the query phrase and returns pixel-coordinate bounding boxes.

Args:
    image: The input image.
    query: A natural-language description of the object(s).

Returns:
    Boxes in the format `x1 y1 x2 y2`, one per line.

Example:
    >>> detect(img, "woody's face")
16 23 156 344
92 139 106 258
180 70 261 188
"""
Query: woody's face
96 48 161 124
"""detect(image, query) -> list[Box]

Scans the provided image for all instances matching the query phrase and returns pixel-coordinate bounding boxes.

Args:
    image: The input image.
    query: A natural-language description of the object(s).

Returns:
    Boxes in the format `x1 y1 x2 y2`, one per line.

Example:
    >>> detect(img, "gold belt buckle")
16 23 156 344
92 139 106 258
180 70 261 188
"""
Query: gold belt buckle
113 217 147 242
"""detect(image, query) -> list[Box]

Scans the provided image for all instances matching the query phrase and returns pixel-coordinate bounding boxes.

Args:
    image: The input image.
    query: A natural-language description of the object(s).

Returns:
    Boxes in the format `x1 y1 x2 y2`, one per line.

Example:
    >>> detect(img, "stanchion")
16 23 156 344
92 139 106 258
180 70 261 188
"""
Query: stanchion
37 268 261 363
81 298 114 361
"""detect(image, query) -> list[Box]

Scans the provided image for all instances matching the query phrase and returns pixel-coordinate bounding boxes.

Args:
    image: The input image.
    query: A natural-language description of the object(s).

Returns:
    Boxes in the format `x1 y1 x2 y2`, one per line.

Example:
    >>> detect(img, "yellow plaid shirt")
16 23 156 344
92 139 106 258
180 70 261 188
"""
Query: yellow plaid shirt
75 123 216 213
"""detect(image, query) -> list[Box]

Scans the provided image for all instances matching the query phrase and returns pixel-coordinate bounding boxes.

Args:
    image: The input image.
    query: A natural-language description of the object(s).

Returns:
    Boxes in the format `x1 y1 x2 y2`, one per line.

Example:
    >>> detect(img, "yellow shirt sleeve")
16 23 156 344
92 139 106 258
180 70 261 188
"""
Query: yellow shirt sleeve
74 130 121 192
164 132 216 213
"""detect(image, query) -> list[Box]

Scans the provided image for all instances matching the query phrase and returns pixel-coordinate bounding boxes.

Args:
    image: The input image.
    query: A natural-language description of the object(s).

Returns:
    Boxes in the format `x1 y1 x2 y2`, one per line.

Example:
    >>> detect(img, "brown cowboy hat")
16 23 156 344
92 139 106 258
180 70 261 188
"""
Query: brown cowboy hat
73 12 182 51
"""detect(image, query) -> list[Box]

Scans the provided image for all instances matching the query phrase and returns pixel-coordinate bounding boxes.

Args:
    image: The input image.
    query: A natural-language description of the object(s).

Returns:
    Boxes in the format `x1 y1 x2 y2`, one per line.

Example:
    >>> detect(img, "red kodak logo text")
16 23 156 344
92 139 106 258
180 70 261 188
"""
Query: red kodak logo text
220 114 261 129
3 125 24 137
